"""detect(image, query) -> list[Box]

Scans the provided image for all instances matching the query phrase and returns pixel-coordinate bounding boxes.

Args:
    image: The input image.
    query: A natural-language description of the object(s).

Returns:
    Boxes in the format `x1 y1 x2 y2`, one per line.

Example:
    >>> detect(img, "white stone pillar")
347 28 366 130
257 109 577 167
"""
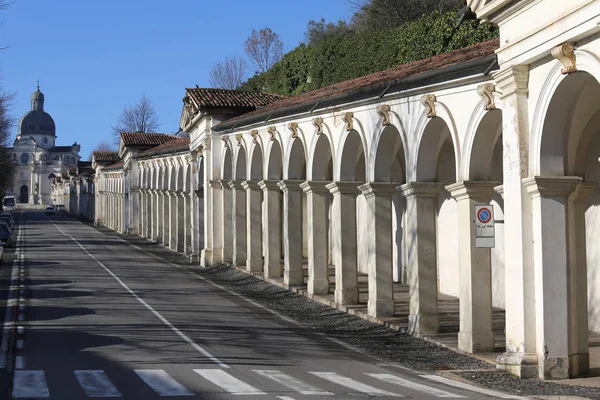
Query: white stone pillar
176 192 185 253
184 192 192 255
524 176 581 380
568 182 597 377
301 181 330 295
447 181 499 353
358 183 397 317
242 181 263 273
493 65 537 378
326 182 360 305
202 181 222 266
399 182 443 334
278 180 304 286
229 180 247 266
259 180 281 278
169 191 177 250
219 180 233 263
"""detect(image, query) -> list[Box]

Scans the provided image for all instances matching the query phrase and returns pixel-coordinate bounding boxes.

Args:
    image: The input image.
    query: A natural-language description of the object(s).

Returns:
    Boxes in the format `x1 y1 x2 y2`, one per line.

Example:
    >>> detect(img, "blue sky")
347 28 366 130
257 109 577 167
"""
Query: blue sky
1 0 353 158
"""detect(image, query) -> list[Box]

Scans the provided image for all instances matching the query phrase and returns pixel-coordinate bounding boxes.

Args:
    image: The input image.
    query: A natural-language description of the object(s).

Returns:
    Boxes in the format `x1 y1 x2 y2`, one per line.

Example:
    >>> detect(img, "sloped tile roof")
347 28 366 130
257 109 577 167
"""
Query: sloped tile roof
217 39 499 129
104 161 124 171
139 137 190 158
186 88 282 108
120 132 179 146
93 151 120 163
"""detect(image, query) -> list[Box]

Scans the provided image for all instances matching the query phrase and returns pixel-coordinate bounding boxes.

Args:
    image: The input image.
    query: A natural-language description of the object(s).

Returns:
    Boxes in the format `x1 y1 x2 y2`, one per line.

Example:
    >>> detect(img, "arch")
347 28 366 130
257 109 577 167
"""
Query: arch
19 185 28 203
222 147 233 180
235 147 247 181
286 138 307 180
249 142 264 180
463 108 503 180
168 163 177 190
160 164 167 190
176 163 184 192
371 124 407 183
267 140 283 180
184 164 192 192
414 116 457 183
531 50 600 175
309 134 333 181
338 129 366 181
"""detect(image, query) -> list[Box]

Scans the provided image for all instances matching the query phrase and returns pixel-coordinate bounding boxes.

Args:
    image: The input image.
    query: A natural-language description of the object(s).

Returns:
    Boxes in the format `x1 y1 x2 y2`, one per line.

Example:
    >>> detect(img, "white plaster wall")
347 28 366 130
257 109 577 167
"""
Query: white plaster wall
357 194 368 275
491 193 505 309
585 129 600 331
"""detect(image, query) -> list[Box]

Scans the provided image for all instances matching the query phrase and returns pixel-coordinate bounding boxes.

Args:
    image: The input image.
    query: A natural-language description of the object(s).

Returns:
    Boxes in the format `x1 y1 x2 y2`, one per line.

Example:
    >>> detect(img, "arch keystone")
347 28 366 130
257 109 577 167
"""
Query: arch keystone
312 117 324 134
267 126 277 141
420 94 437 118
477 83 497 110
288 122 299 138
342 112 354 131
250 129 259 144
551 43 577 74
235 133 243 146
376 104 391 126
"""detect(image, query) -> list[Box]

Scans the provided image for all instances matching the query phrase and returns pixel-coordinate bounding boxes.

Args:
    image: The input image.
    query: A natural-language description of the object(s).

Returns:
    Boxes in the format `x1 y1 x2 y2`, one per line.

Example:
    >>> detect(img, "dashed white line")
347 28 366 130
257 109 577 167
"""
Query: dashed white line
12 370 49 398
16 339 23 349
420 375 529 399
17 326 24 334
15 355 24 369
75 370 122 397
17 314 23 321
19 304 25 311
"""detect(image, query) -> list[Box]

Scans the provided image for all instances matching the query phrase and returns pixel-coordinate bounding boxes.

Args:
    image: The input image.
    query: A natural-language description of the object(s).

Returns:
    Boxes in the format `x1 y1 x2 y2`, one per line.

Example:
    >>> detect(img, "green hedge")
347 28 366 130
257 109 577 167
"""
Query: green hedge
239 12 498 96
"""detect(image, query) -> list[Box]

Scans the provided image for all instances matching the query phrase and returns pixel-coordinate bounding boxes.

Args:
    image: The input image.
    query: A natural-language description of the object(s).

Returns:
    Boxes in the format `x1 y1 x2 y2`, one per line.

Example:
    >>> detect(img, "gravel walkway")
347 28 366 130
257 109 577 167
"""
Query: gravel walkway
92 223 600 400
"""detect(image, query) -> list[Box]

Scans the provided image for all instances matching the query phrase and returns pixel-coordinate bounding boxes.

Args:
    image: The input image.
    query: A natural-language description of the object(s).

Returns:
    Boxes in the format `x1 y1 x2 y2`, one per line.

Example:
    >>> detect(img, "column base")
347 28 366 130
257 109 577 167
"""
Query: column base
408 313 439 334
458 331 494 353
233 253 246 266
222 247 233 263
335 288 358 306
368 298 394 318
285 266 304 286
539 356 570 380
569 353 590 377
264 263 282 279
308 278 330 295
188 253 200 264
246 258 263 273
496 352 538 378
200 248 211 268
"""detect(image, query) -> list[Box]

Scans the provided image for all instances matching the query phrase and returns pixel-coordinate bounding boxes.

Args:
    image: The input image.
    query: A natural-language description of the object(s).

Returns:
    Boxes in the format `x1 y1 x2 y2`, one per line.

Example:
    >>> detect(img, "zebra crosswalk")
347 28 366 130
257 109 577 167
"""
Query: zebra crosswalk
11 367 519 399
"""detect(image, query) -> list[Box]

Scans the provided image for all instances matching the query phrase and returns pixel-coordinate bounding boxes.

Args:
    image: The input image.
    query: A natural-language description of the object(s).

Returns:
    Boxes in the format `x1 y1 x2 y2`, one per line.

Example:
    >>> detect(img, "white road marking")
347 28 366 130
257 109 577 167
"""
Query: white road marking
277 397 296 400
254 369 332 395
74 370 122 397
310 372 400 397
135 369 193 396
367 373 466 398
421 375 529 399
17 325 24 334
16 339 23 349
49 219 228 369
18 313 23 321
194 369 266 395
12 370 49 398
19 304 25 311
15 355 24 369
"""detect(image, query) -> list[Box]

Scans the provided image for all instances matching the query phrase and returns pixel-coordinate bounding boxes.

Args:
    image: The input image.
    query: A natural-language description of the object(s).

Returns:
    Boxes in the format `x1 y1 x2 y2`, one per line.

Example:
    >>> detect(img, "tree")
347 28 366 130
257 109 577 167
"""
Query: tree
0 89 15 197
209 56 248 90
112 95 160 144
244 27 284 73
304 18 354 44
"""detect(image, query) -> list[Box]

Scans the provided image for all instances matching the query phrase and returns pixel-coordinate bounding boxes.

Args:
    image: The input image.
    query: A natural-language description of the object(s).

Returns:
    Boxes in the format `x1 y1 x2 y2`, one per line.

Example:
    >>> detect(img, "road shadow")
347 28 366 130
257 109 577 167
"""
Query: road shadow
25 306 96 322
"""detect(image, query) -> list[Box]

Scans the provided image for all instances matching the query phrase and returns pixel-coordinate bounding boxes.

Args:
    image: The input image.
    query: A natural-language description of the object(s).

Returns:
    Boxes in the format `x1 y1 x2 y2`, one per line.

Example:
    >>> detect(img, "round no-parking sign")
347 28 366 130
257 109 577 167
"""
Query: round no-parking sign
477 207 492 224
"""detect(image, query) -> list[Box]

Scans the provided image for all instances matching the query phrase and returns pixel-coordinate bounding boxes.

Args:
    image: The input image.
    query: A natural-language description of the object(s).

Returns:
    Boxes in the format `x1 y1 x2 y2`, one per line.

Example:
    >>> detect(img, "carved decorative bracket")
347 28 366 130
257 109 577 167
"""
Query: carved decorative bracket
342 112 354 131
203 136 211 151
235 133 243 147
551 43 577 74
250 129 258 144
477 83 496 110
267 126 277 141
376 104 391 126
288 122 299 139
312 117 323 135
222 137 229 148
420 94 437 118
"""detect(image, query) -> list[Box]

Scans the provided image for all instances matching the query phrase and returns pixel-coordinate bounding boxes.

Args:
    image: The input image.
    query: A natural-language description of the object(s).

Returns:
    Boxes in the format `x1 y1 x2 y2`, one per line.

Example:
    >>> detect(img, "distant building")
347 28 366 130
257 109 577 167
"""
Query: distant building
10 85 81 205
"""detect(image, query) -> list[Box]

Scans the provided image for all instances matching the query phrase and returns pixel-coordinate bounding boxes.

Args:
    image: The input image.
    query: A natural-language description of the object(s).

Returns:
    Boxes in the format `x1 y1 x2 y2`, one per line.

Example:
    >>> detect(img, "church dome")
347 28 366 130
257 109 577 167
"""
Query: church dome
18 84 55 137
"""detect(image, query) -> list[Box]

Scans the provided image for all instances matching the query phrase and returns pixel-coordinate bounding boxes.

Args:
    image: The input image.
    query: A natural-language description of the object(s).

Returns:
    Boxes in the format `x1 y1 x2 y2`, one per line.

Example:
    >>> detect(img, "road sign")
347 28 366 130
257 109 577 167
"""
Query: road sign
474 204 495 248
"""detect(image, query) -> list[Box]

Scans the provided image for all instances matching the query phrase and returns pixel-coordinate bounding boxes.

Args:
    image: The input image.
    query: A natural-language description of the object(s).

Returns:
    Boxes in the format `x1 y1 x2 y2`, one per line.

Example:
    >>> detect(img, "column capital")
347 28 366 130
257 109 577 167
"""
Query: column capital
326 181 362 196
358 182 399 198
492 65 530 99
278 180 304 192
218 179 231 189
300 181 330 195
398 181 444 199
228 180 245 190
571 181 598 202
208 180 221 189
523 176 582 198
446 180 500 202
258 180 281 192
494 184 504 199
241 180 261 191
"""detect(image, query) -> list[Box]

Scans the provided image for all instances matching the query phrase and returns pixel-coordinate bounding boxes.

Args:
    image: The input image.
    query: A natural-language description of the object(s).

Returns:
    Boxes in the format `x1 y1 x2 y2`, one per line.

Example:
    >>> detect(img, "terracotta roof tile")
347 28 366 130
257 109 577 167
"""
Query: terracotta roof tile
186 88 282 109
218 39 499 129
93 151 120 163
120 132 179 146
104 161 124 170
139 137 190 158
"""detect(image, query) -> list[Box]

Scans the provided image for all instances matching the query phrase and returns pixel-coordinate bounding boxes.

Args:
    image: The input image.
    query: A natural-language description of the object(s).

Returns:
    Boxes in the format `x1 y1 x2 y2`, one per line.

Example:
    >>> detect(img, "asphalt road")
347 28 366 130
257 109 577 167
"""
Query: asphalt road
3 210 525 399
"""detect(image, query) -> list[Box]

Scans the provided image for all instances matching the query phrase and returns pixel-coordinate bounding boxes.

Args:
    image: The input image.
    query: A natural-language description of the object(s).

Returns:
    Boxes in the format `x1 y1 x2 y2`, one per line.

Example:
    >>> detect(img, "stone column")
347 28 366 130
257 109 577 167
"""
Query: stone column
242 181 263 273
259 180 281 278
169 191 177 250
229 180 247 266
399 182 443 334
176 192 185 253
278 180 304 286
140 189 146 236
446 181 499 353
358 183 397 317
184 191 192 255
162 190 169 246
301 181 330 295
202 181 222 266
326 182 360 305
524 176 581 380
568 182 597 377
219 180 233 263
493 65 538 377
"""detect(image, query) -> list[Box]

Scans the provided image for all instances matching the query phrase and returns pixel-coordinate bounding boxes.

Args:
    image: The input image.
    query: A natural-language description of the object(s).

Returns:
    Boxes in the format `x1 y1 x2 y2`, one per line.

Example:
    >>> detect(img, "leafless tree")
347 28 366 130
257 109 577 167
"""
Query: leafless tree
112 95 160 144
209 56 248 90
92 141 117 152
0 89 15 196
244 27 284 73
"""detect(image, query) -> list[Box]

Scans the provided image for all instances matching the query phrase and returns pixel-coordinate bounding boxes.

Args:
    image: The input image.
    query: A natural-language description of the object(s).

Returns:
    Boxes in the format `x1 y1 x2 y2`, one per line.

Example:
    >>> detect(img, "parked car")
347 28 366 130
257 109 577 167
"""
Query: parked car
0 213 14 230
0 222 12 247
56 205 66 213
45 205 55 216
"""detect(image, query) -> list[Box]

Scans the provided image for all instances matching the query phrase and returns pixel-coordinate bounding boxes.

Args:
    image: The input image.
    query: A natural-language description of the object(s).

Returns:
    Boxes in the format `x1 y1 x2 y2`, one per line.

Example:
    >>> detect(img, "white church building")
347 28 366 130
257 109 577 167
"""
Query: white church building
52 0 600 381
